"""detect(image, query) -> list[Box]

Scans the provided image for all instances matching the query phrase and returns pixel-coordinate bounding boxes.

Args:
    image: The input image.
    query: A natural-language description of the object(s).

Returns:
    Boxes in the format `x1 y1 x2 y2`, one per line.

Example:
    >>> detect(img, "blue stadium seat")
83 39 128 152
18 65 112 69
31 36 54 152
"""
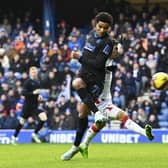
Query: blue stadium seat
161 102 168 109
159 121 168 128
158 114 167 121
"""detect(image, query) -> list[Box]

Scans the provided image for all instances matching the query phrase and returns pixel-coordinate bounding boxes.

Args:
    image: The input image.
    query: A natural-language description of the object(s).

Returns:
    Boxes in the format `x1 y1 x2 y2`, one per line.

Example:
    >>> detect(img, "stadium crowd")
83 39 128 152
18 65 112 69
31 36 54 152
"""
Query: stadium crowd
0 3 168 132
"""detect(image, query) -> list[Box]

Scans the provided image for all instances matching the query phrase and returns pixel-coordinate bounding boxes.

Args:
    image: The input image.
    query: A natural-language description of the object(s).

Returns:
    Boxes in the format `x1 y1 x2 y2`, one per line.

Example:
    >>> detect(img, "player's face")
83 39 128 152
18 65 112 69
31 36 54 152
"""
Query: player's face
95 21 110 37
29 68 38 79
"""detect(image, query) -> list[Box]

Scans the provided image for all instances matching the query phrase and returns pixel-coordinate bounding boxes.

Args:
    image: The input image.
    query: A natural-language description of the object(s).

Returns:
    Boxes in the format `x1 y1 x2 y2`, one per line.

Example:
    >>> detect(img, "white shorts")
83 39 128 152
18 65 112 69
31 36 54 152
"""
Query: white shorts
95 98 122 120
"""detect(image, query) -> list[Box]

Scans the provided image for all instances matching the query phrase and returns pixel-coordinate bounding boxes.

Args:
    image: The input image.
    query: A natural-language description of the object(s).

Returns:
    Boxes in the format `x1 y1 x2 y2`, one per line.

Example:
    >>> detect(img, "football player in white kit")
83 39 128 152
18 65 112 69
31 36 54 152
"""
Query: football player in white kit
79 56 154 158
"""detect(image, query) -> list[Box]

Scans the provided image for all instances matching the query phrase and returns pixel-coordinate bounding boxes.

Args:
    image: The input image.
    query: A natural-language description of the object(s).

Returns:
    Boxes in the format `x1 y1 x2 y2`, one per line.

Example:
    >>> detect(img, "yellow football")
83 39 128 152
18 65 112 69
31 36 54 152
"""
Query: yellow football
152 72 168 90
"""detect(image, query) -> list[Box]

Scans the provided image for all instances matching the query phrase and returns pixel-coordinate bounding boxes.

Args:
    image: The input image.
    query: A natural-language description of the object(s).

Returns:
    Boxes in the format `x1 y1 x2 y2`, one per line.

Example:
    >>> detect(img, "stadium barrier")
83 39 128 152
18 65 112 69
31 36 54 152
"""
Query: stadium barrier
1 129 168 144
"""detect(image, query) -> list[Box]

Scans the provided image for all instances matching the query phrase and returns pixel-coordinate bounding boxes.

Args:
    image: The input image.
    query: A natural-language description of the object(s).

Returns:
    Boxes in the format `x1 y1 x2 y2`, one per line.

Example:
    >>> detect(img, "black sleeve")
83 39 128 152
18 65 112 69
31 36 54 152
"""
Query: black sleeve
80 42 113 69
22 80 34 96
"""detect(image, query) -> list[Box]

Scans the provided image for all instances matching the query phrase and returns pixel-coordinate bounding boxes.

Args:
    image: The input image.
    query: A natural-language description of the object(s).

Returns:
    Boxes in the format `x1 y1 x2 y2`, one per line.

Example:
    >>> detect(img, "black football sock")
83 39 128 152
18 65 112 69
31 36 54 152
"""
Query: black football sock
14 123 23 137
77 88 98 113
34 121 45 134
74 117 88 147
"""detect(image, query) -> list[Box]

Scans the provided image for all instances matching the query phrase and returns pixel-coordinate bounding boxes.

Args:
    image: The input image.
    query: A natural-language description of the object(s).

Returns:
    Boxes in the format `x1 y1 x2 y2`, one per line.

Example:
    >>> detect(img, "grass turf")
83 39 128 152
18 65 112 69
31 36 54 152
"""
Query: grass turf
0 143 167 168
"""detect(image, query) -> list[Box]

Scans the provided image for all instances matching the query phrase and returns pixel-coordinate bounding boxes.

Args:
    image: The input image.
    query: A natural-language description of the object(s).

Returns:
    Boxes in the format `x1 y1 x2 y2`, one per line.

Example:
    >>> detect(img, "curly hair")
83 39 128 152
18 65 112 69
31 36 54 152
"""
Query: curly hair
95 12 113 26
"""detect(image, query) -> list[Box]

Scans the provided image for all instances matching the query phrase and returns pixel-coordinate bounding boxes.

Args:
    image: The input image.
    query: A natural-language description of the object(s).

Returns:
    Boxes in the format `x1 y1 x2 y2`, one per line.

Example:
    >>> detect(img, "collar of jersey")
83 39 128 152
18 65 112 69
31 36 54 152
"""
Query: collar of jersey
94 32 107 39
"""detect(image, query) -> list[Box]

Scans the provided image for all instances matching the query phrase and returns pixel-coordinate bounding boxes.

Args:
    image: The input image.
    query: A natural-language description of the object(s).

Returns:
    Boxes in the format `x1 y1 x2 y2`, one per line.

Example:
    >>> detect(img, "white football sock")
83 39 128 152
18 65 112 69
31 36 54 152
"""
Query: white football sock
82 127 97 147
125 119 146 137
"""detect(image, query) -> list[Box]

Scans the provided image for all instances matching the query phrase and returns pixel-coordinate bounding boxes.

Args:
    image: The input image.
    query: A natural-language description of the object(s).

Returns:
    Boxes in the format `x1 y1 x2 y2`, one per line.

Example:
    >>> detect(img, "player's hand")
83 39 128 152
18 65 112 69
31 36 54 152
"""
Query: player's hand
33 89 40 95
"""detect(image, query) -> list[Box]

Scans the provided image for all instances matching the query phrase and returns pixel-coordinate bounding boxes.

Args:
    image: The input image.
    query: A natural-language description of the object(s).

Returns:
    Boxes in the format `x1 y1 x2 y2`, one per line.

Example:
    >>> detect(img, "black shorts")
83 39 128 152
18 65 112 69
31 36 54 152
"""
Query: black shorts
77 70 104 101
21 104 45 119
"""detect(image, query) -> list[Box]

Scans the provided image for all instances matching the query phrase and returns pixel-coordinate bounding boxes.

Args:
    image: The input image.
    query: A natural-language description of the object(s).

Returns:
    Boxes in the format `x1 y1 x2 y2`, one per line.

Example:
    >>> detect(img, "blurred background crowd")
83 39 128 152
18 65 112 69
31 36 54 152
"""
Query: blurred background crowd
0 0 168 131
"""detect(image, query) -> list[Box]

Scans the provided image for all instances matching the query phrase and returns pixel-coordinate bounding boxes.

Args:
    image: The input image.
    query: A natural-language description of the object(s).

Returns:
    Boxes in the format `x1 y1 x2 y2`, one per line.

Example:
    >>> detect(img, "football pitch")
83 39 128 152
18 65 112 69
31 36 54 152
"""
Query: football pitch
0 143 168 168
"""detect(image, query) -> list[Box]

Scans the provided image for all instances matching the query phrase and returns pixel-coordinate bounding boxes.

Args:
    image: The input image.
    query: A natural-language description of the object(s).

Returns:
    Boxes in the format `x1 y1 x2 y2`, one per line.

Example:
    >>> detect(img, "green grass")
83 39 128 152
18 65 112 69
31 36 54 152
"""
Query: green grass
0 143 168 168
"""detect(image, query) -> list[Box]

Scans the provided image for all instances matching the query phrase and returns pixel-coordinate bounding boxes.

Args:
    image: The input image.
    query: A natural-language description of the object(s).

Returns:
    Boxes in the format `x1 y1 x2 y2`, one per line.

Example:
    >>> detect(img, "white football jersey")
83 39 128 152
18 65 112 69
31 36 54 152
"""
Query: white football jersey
96 58 121 119
98 58 113 102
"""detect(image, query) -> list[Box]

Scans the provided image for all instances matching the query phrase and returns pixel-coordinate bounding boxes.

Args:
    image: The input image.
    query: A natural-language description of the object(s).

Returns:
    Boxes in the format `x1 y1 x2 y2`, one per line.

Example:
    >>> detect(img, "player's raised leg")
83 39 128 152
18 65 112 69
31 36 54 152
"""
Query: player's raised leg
80 104 154 158
104 104 154 140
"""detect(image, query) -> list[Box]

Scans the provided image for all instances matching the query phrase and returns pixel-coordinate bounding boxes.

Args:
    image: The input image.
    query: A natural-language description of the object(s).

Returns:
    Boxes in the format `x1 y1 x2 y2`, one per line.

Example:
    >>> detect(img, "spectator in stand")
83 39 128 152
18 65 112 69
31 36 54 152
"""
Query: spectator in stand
10 54 23 73
146 53 157 75
131 111 144 128
56 95 69 114
0 103 8 118
56 20 70 37
63 109 76 130
132 63 142 96
0 28 8 47
123 71 136 104
7 89 17 109
24 116 37 129
142 99 154 118
0 94 11 112
5 70 17 90
147 114 160 128
60 44 71 62
42 30 51 45
112 78 126 110
138 58 151 92
112 91 122 108
3 109 18 129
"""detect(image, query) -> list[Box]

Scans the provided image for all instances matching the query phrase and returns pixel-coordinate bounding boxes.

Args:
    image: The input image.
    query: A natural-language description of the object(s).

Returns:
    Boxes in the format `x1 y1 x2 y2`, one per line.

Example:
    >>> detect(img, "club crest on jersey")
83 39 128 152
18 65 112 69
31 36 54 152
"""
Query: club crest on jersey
84 42 96 52
103 44 111 55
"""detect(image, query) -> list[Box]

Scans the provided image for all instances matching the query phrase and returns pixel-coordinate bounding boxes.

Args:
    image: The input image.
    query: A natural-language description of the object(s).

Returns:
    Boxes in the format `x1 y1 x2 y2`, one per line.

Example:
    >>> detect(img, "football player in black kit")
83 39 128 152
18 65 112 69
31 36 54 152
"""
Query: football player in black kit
11 66 48 144
61 12 116 160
